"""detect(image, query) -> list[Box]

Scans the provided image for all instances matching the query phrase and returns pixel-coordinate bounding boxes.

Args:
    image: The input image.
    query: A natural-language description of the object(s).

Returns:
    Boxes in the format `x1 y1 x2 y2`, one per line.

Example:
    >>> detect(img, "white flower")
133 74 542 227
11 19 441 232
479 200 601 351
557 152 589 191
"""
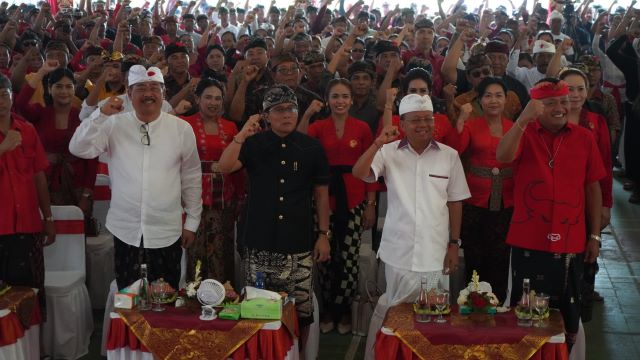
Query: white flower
186 282 198 298
458 288 469 305
489 293 499 306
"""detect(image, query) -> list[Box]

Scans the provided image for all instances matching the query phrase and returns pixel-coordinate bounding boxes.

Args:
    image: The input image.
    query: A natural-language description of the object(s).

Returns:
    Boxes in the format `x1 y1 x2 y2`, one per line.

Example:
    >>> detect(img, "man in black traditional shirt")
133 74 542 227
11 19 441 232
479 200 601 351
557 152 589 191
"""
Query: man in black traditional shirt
219 85 330 351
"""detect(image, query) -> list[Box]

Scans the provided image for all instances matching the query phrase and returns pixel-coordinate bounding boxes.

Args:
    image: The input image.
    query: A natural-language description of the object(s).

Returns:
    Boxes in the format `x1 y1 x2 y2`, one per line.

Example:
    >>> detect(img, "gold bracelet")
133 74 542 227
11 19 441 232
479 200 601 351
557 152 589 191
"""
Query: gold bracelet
515 120 527 132
232 136 244 144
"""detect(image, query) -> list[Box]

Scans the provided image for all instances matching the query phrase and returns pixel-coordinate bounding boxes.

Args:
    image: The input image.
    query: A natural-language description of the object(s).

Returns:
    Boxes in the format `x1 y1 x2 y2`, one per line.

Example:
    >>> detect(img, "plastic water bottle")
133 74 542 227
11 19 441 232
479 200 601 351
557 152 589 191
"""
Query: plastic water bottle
255 272 265 289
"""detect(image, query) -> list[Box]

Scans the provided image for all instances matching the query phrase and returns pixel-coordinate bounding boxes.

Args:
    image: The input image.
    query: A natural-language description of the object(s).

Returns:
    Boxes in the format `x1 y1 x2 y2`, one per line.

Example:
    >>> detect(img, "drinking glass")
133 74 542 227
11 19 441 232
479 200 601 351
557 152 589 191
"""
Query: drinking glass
434 290 449 323
534 293 550 327
152 281 166 312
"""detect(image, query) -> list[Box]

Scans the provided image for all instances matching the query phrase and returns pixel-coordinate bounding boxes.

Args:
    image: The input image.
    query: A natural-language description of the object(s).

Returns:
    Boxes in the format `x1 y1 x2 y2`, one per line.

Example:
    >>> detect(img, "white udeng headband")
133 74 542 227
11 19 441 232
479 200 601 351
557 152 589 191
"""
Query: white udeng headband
399 94 434 116
128 65 164 86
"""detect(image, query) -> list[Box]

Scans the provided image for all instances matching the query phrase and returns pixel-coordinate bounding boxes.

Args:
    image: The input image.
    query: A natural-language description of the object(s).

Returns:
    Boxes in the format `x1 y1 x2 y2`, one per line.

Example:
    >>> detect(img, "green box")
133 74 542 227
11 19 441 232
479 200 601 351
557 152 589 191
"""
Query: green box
219 304 241 320
240 298 282 320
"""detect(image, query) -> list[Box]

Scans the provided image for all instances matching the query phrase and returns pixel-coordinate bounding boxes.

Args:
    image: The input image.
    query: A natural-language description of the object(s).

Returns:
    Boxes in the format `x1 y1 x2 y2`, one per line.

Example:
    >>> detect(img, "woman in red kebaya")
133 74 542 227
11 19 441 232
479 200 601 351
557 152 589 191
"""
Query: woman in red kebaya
378 68 454 145
449 77 515 303
15 61 97 217
298 79 376 335
559 68 613 310
180 77 243 283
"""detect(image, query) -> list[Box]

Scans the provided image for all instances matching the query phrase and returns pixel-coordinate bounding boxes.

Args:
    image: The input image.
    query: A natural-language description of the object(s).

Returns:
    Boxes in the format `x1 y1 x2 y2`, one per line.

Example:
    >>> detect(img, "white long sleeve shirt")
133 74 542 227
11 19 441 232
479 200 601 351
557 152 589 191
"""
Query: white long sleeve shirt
507 49 547 89
79 94 173 121
593 34 627 103
69 110 202 249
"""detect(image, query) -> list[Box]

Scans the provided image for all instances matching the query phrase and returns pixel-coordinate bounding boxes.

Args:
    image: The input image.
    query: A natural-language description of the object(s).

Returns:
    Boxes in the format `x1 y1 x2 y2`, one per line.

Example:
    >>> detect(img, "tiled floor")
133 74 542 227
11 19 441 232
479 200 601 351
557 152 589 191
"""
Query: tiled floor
79 174 640 360
582 173 640 360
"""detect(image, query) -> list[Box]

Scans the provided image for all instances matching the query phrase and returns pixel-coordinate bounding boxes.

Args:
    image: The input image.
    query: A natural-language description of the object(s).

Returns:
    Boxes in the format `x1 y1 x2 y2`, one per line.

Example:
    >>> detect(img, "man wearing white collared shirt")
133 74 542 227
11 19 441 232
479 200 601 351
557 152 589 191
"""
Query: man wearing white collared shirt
69 65 202 290
354 94 470 359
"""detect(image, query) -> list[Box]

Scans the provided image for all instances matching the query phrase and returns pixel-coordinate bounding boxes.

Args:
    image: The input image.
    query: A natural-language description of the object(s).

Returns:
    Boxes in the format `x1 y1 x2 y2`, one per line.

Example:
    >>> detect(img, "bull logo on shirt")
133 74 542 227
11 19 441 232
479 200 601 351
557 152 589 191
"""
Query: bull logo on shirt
511 180 582 243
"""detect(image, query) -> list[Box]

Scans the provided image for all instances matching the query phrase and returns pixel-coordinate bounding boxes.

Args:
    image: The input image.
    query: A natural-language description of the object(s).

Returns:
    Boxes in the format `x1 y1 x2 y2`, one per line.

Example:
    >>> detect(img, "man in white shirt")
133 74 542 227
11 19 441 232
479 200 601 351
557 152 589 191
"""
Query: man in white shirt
549 10 575 58
507 40 556 89
69 65 202 290
217 6 239 38
353 94 470 359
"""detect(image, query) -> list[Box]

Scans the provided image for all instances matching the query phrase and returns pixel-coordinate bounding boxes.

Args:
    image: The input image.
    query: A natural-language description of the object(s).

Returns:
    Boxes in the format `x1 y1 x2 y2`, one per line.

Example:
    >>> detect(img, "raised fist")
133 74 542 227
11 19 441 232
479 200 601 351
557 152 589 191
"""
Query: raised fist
100 96 124 116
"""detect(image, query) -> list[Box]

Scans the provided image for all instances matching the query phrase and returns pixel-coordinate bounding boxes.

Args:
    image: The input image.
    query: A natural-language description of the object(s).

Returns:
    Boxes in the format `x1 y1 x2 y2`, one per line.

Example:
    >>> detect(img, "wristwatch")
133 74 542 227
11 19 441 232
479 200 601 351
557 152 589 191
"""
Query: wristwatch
590 234 602 242
449 239 462 247
318 229 332 239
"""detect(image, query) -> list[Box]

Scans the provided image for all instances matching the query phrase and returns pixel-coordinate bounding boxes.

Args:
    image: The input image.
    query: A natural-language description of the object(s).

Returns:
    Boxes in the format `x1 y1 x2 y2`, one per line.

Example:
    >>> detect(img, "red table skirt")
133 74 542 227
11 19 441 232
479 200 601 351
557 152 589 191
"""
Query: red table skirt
0 297 42 346
106 317 295 360
375 331 569 360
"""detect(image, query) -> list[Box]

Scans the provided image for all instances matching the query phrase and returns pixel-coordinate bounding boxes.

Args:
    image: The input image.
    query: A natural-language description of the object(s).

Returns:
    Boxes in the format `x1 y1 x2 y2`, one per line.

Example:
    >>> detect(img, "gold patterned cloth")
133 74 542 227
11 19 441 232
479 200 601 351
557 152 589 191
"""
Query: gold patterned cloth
116 302 297 360
382 303 565 360
0 286 39 329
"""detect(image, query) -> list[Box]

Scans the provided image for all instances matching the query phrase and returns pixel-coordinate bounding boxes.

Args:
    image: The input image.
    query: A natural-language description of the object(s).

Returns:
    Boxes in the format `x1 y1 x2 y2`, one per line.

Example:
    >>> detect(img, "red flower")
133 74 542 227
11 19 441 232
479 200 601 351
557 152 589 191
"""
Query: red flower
470 292 489 309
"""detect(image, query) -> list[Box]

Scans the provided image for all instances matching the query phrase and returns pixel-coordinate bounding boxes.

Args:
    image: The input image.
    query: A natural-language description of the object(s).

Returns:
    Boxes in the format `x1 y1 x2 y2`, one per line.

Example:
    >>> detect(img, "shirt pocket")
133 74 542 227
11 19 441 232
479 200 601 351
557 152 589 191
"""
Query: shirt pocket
16 149 35 176
427 173 449 198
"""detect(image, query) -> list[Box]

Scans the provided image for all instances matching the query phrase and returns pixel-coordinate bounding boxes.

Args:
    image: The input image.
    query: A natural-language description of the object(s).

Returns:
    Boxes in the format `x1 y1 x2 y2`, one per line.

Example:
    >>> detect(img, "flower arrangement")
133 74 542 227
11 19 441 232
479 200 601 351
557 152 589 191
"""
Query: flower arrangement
457 270 499 314
176 260 202 307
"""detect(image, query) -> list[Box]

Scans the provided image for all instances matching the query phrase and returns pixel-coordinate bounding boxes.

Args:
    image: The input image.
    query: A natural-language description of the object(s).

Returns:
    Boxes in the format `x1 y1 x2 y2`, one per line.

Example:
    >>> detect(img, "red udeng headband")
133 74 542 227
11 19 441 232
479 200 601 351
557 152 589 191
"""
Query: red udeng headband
530 81 570 100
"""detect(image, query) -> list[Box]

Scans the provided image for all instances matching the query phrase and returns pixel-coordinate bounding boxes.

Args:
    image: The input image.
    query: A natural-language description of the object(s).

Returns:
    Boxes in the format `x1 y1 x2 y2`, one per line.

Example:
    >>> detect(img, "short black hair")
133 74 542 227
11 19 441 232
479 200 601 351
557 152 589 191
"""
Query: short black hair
195 77 225 98
477 77 507 98
401 68 433 95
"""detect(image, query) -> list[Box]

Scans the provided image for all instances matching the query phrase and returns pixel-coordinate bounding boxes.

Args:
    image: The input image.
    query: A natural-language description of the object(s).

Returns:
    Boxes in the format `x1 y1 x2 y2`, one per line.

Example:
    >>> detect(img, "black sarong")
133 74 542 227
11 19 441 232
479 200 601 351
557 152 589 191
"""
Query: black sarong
510 247 583 350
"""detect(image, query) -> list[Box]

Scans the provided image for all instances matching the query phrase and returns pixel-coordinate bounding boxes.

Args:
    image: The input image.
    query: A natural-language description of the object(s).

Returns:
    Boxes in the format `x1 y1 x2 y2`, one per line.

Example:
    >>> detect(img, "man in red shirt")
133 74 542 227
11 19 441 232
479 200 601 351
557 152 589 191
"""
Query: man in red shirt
401 19 445 98
0 74 55 305
497 78 605 353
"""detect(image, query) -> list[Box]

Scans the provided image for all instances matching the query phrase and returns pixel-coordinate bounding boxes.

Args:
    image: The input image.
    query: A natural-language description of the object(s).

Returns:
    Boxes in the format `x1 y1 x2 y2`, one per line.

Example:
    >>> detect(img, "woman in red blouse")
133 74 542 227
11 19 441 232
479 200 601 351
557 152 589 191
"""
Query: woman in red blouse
15 61 97 217
189 44 230 83
180 77 243 283
559 68 613 309
450 77 515 303
378 68 454 145
299 79 376 335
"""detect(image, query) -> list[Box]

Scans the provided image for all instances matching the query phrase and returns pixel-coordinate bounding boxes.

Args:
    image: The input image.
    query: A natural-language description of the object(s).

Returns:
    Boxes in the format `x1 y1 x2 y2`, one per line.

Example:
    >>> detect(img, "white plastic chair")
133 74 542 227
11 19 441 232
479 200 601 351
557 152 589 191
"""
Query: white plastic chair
41 205 93 359
92 174 111 229
86 174 115 308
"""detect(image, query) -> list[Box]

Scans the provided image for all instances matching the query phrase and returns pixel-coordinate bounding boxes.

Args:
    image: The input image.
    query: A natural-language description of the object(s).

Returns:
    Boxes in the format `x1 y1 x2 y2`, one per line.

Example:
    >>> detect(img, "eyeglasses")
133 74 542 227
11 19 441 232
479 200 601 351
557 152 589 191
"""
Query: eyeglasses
351 48 365 53
276 67 300 75
140 123 150 146
469 68 492 78
270 105 299 114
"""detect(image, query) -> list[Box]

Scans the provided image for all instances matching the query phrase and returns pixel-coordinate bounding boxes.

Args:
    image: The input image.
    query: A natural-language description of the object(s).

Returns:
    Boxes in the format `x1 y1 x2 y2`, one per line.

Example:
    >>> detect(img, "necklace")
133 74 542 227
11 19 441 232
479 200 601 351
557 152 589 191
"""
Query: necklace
539 133 565 168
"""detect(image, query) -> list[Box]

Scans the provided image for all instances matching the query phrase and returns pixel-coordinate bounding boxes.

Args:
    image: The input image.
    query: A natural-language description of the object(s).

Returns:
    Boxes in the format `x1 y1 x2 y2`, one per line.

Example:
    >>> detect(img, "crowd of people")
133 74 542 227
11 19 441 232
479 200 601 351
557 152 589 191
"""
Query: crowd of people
0 0 638 358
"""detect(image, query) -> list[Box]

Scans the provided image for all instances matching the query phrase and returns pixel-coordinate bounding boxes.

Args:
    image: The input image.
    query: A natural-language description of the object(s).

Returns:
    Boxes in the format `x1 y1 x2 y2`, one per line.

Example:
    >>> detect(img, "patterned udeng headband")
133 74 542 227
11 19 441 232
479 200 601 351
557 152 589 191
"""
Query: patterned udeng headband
530 81 570 100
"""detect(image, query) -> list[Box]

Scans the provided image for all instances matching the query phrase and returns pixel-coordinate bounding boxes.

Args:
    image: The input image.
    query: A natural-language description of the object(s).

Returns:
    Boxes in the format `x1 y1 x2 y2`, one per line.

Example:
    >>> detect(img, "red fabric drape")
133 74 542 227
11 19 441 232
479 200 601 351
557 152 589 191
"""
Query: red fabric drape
0 292 42 346
375 331 569 360
106 317 295 360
